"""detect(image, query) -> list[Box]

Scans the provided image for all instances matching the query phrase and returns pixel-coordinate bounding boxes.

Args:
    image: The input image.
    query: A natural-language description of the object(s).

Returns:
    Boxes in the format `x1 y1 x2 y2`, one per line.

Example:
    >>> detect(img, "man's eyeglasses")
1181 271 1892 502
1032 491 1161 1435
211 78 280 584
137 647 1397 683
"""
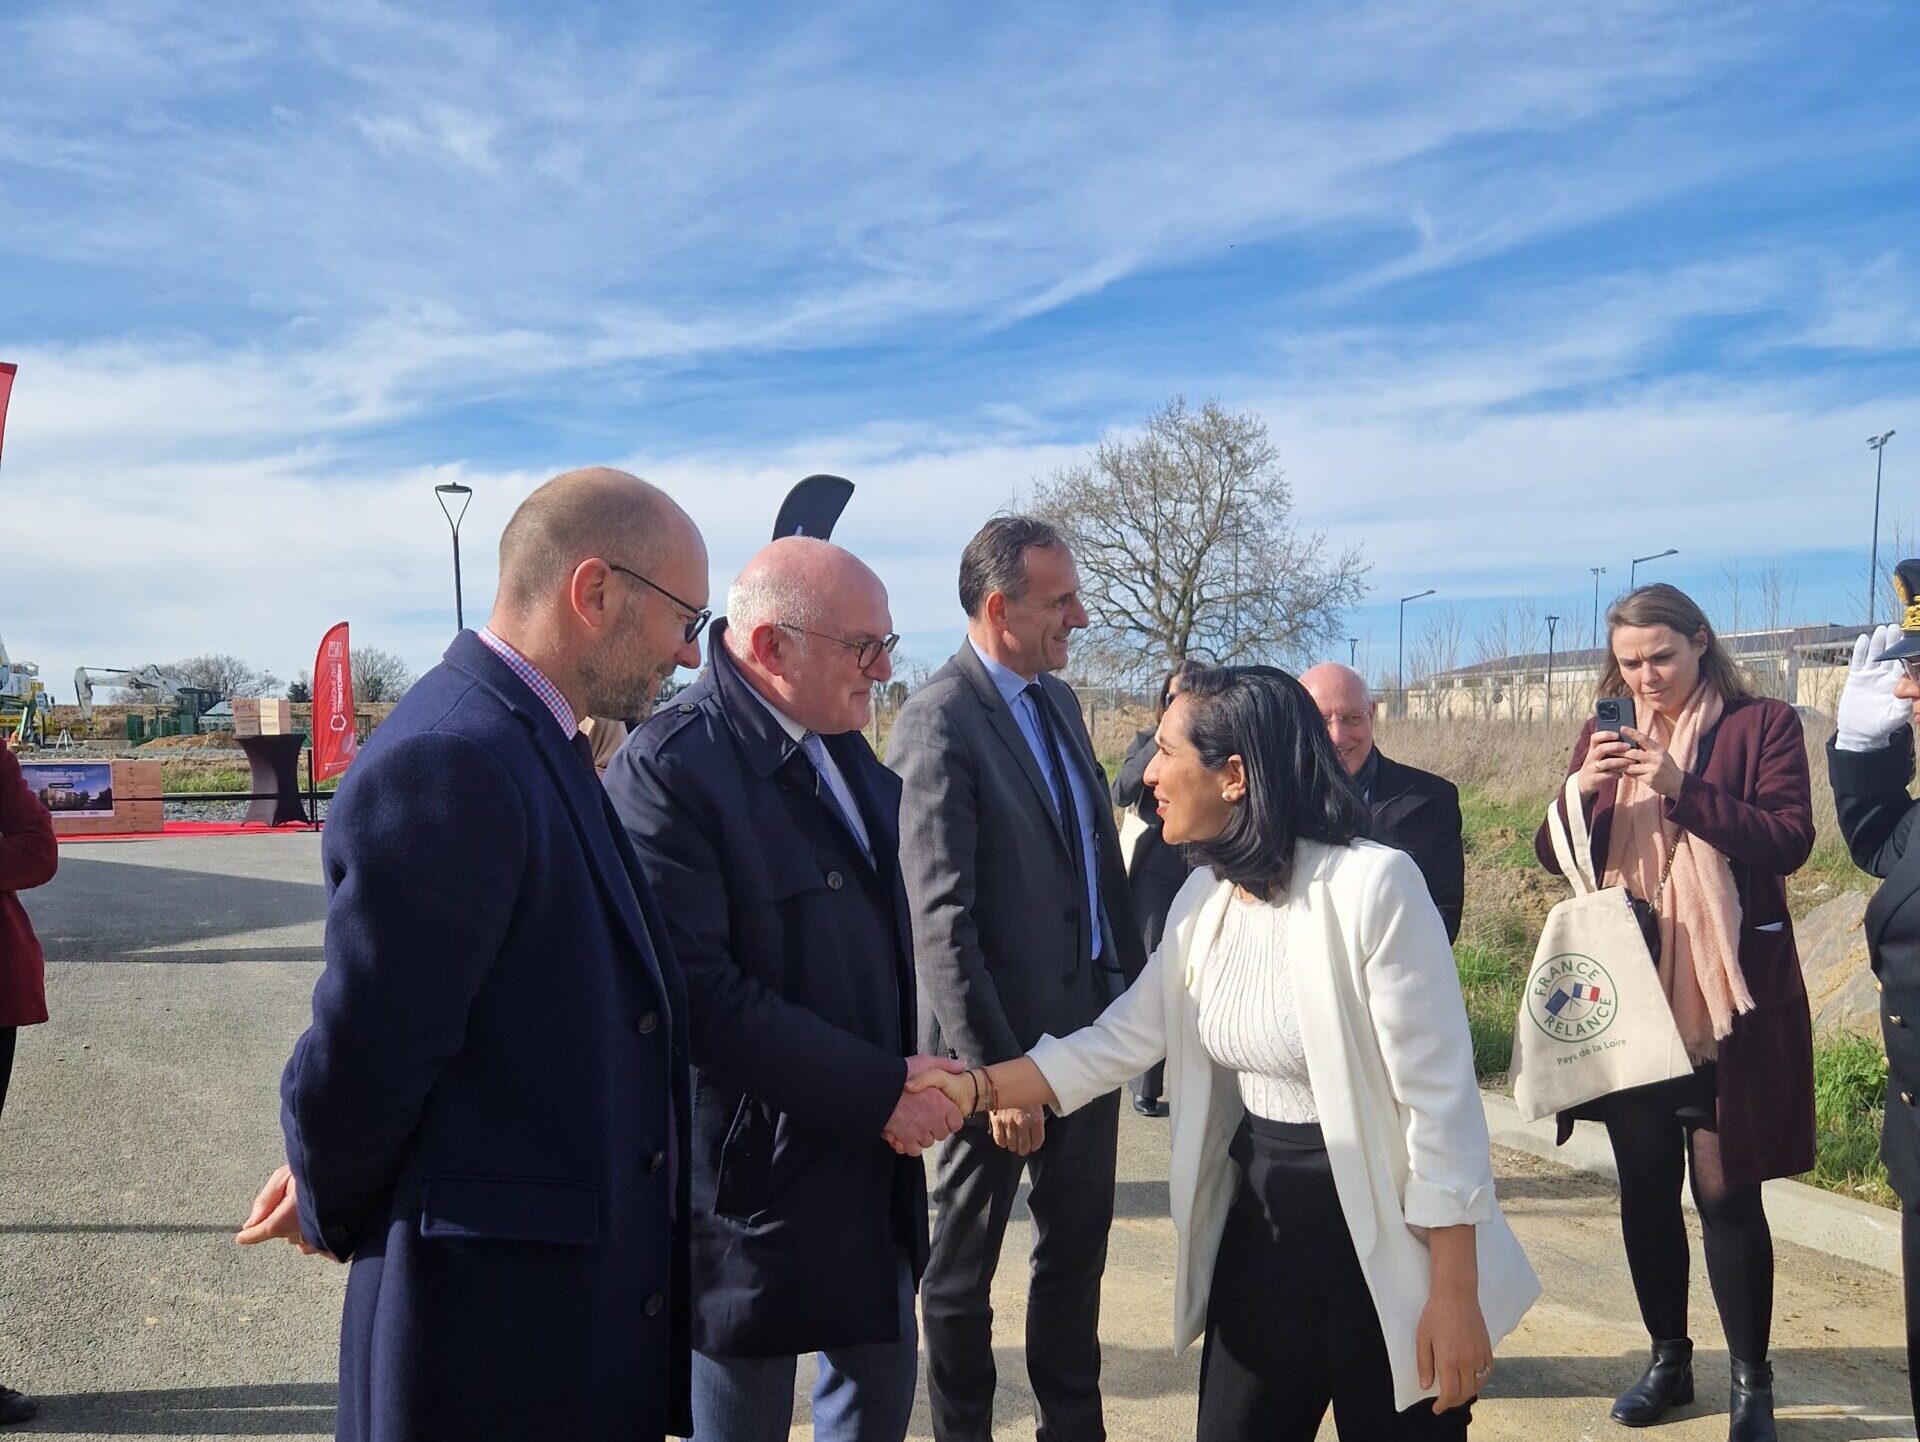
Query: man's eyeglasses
778 623 900 671
1900 656 1920 683
607 563 711 645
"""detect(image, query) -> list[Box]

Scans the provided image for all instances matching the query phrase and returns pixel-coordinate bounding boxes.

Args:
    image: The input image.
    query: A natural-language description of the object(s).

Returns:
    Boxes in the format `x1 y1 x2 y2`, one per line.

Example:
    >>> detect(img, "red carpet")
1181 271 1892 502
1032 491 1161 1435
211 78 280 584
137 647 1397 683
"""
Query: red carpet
59 820 322 844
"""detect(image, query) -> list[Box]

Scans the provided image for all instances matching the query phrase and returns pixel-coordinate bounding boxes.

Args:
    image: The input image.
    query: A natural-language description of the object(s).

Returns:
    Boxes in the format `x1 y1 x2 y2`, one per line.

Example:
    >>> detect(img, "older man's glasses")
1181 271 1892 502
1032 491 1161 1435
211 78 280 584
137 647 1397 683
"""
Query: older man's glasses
778 623 900 671
1900 656 1920 683
607 563 711 645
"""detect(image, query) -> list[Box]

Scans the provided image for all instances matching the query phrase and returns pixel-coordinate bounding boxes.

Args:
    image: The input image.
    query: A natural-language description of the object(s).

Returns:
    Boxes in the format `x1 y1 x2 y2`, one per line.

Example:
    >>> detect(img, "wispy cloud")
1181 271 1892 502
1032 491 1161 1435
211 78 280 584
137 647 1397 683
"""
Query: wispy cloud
0 0 1915 692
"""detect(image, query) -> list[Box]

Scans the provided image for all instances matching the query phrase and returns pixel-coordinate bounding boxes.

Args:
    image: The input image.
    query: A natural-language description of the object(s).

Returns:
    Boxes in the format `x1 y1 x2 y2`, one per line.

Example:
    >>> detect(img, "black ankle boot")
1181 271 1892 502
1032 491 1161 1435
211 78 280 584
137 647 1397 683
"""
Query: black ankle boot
1610 1338 1694 1427
1728 1358 1776 1442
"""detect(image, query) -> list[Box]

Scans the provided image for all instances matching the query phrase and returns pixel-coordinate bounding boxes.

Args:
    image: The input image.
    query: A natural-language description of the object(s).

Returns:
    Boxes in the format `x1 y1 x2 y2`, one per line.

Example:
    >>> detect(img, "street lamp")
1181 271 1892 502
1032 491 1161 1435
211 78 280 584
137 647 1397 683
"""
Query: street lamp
1870 430 1897 624
1630 548 1679 589
434 482 474 632
1589 566 1607 650
1545 613 1561 725
1348 637 1360 667
1397 589 1435 717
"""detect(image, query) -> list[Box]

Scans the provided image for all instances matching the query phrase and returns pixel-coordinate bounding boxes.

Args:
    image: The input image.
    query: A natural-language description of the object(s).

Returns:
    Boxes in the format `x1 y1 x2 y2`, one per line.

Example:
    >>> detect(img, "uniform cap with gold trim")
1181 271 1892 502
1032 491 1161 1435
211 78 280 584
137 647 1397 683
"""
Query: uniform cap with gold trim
1885 559 1920 661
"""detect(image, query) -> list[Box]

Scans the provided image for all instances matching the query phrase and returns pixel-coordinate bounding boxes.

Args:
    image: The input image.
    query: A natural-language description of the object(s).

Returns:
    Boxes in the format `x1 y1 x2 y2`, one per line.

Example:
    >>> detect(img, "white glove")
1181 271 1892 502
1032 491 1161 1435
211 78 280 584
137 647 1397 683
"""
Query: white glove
1836 622 1914 751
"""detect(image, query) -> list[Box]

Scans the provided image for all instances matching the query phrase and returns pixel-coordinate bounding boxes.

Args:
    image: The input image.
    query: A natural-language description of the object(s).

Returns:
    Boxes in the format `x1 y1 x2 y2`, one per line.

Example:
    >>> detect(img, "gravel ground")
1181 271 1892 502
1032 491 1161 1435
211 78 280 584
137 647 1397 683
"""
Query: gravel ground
1 833 1912 1440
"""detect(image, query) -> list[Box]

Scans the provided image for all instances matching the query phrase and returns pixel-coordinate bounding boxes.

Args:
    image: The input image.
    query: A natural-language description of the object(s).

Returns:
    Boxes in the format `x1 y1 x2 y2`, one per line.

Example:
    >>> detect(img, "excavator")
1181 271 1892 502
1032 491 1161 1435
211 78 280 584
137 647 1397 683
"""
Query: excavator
74 666 222 739
0 635 47 747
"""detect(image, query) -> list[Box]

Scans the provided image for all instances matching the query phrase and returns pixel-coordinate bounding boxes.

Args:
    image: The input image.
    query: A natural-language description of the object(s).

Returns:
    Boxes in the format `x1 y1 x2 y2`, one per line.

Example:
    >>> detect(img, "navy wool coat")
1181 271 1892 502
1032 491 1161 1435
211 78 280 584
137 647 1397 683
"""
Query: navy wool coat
281 632 692 1442
605 623 925 1359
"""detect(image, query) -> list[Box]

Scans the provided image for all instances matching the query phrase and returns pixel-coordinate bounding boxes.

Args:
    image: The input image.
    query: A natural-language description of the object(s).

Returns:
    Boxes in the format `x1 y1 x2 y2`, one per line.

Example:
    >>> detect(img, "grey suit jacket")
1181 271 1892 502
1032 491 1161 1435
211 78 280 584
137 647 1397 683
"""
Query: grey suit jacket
888 642 1146 1066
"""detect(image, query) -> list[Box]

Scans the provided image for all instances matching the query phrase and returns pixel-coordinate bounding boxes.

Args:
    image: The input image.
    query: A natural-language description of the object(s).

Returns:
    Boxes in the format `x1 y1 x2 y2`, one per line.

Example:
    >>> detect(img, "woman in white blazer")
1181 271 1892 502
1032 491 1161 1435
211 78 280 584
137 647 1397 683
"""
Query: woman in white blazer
909 665 1538 1440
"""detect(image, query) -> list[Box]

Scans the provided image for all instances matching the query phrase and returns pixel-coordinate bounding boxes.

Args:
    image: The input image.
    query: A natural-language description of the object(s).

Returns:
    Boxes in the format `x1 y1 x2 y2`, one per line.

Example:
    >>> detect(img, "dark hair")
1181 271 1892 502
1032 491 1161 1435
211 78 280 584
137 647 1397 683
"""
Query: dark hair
958 514 1065 619
1157 658 1202 719
1598 583 1753 703
1176 665 1372 899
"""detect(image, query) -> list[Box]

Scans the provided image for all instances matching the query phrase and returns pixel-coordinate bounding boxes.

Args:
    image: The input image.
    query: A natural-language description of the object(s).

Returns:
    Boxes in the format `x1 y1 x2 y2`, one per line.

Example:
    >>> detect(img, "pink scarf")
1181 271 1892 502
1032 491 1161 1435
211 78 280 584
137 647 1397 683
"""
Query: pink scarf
1602 684 1750 1060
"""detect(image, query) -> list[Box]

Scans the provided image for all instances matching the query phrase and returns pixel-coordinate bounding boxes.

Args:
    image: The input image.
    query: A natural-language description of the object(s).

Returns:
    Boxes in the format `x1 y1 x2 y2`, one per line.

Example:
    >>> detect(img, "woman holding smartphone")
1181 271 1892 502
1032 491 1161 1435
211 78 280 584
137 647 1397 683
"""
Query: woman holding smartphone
1535 584 1814 1442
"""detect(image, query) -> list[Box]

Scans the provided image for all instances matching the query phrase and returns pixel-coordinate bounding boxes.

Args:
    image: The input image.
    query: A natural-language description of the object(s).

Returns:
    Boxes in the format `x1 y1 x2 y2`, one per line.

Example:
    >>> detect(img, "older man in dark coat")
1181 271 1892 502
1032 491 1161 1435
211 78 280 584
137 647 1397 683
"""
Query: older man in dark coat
239 469 705 1442
607 538 961 1442
1300 662 1465 942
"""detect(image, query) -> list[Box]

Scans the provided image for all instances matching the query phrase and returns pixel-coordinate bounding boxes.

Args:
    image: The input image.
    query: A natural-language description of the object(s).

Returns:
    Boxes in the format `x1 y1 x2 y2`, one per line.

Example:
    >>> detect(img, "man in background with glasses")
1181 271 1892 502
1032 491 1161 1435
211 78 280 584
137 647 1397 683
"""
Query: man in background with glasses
1299 662 1465 943
606 536 963 1442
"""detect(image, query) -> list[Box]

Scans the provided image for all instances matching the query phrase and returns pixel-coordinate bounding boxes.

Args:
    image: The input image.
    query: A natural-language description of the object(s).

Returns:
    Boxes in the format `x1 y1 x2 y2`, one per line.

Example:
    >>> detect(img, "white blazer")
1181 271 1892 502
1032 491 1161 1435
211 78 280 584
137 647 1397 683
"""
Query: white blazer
1030 839 1540 1412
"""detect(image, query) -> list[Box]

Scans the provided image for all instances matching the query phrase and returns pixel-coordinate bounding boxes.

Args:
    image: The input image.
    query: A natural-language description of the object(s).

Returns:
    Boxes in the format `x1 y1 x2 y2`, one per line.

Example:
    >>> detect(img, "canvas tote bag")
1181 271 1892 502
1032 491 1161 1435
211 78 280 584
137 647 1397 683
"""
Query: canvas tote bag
1510 775 1692 1122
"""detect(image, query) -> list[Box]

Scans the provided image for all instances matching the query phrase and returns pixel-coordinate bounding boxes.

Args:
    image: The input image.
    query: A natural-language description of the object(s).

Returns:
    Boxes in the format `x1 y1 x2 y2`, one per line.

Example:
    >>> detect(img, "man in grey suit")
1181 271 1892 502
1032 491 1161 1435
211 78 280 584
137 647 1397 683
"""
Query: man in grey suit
889 515 1146 1442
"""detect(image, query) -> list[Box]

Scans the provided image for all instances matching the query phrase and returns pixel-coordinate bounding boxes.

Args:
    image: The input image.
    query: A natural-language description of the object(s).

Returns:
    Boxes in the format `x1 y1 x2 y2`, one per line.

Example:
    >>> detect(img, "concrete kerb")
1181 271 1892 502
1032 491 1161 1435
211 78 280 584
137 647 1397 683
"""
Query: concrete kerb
1482 1089 1904 1276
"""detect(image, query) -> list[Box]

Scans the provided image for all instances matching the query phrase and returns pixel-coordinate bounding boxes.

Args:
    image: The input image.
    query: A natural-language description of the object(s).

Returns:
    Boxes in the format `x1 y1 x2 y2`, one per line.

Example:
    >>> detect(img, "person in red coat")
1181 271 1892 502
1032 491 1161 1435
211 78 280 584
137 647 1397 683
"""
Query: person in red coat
1535 584 1813 1442
0 736 57 1427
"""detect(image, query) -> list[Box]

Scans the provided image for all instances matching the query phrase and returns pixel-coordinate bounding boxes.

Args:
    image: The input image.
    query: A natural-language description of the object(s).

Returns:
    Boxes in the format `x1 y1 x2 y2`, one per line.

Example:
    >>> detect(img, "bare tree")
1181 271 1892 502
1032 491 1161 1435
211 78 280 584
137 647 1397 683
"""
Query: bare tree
1029 398 1368 680
113 653 281 702
1410 606 1466 718
1717 561 1745 637
351 647 416 704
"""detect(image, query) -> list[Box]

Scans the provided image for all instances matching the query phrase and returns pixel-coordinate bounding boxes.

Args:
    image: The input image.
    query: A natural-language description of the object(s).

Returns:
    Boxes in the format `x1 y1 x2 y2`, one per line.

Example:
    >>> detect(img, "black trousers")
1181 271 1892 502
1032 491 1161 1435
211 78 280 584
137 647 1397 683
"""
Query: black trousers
922 1089 1119 1442
0 1026 14 1124
1198 1115 1472 1442
1129 1063 1166 1106
1593 1068 1773 1363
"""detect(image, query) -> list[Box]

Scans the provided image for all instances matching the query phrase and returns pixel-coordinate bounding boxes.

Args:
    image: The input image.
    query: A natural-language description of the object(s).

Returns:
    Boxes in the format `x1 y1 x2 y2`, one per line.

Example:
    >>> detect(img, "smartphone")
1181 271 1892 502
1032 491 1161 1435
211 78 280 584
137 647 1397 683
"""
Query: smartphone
1594 696 1634 746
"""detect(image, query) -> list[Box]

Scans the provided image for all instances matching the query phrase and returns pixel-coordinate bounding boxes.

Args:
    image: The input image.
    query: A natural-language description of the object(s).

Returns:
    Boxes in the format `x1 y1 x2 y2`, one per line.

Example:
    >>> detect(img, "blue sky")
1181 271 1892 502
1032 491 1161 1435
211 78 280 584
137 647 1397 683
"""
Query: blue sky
2 0 1917 695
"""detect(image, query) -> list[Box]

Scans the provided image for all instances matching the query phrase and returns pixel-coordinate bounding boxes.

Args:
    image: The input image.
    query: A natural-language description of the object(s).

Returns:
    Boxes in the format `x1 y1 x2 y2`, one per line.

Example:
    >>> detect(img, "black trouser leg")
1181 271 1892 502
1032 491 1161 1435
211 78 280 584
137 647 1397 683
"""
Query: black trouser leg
921 1097 1118 1442
1197 1116 1469 1442
1605 1093 1692 1342
1905 1198 1920 1426
923 1124 1024 1442
0 1026 15 1124
1022 1091 1118 1442
1685 1125 1773 1364
1128 1062 1165 1106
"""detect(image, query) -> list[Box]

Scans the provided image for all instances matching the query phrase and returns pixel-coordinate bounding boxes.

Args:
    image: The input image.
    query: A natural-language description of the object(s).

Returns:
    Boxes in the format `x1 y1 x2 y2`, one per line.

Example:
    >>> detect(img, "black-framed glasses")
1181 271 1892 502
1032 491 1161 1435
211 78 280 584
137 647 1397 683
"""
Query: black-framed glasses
607 563 711 645
777 622 899 671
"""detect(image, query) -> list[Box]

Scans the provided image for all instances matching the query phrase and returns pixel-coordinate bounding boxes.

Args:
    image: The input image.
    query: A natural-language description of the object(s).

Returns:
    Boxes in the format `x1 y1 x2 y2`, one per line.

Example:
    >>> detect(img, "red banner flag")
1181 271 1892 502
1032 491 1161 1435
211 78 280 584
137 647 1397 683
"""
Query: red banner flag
0 363 16 470
313 621 358 781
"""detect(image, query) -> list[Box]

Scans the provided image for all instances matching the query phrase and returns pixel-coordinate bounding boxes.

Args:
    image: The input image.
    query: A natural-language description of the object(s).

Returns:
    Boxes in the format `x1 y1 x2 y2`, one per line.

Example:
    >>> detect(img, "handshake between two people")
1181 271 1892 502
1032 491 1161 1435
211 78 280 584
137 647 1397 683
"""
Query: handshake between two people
886 1055 1049 1158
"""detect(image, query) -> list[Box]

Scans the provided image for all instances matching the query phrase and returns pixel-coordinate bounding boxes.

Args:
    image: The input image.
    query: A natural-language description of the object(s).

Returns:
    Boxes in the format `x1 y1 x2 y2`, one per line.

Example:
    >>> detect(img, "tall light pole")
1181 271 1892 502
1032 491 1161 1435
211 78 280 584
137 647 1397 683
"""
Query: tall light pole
1630 548 1679 590
434 481 474 633
1398 589 1435 717
1589 566 1607 650
1870 430 1897 624
1348 636 1360 667
1545 613 1561 725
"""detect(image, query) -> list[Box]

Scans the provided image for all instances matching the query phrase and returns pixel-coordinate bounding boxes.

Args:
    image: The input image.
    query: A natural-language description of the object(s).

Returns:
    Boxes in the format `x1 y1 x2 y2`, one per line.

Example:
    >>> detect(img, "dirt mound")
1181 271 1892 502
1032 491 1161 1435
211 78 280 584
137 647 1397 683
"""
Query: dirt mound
136 732 242 751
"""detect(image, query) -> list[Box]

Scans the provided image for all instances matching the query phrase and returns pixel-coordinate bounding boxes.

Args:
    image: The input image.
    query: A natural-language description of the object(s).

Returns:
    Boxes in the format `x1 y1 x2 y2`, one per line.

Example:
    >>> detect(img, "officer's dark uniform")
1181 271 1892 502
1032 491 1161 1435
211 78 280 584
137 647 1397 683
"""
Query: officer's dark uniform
1826 560 1920 1422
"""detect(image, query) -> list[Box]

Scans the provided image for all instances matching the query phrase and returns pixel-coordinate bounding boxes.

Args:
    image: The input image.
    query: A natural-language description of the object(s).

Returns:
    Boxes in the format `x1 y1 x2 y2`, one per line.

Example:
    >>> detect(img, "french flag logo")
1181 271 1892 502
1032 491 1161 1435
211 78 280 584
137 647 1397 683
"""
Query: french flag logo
1545 982 1605 1016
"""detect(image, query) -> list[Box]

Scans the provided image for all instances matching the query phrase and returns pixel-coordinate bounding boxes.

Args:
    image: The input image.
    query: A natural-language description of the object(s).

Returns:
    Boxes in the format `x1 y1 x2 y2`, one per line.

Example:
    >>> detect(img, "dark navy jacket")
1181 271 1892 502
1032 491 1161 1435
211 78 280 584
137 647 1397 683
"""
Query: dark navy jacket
281 632 692 1442
605 623 923 1359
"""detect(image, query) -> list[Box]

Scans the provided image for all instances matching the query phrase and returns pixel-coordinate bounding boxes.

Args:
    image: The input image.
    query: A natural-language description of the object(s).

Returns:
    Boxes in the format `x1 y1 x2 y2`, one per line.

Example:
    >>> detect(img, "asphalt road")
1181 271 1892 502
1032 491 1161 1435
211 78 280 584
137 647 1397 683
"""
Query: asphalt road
0 833 1912 1439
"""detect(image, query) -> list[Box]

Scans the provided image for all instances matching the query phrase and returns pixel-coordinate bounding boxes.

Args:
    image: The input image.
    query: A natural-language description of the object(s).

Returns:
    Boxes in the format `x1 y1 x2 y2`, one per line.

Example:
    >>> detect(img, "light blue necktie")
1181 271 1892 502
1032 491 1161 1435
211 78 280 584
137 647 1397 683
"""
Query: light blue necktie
801 731 872 864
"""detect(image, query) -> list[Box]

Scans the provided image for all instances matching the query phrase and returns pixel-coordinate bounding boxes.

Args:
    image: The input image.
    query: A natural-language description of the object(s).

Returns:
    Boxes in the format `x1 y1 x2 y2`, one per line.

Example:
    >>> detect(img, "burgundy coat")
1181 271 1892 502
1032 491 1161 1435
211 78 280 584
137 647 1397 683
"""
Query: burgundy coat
0 743 56 1027
1534 696 1815 1187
